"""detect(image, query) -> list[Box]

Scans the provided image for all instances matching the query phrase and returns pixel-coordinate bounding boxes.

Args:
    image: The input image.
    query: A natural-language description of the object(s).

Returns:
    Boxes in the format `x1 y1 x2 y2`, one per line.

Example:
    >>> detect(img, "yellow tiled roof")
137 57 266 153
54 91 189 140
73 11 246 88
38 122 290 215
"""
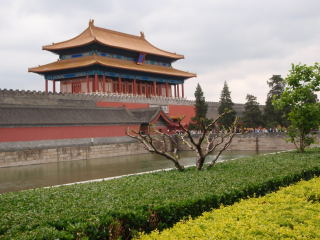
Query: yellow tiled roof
28 54 196 78
43 20 184 60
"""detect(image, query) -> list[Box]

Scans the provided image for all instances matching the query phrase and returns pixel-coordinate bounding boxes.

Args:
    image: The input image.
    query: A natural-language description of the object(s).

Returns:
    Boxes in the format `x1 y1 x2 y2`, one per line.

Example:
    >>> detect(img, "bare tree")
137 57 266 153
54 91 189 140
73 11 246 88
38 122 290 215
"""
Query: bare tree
178 116 238 170
126 126 185 171
126 114 238 171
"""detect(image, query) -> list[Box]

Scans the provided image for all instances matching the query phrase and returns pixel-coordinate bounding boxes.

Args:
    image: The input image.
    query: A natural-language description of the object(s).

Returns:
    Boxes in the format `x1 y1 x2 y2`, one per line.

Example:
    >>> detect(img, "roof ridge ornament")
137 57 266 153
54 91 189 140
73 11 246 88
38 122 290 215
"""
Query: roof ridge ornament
89 19 95 27
140 31 145 39
88 19 95 39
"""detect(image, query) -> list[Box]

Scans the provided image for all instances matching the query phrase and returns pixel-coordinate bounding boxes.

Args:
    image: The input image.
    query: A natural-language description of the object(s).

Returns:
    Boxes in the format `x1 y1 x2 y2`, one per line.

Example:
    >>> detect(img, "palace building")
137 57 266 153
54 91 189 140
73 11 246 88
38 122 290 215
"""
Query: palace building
29 20 196 99
0 21 201 165
0 21 248 165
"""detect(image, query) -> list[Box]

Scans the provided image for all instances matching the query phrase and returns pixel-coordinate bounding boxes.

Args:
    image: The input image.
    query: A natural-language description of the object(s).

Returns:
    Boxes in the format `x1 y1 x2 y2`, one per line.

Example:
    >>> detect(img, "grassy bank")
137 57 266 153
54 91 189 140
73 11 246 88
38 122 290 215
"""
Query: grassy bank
137 176 320 239
0 148 320 239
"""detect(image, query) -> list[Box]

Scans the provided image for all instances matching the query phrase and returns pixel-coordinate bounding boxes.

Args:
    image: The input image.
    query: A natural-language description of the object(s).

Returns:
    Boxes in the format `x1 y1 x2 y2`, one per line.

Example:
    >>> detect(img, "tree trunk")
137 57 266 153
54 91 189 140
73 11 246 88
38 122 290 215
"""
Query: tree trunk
196 156 205 170
299 134 305 153
158 154 185 171
174 161 185 171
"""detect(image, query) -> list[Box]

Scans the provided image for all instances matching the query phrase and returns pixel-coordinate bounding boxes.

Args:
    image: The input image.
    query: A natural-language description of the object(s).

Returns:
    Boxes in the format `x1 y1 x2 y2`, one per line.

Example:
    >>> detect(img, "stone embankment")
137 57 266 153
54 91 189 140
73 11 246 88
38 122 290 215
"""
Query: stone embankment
0 137 146 168
1 133 318 168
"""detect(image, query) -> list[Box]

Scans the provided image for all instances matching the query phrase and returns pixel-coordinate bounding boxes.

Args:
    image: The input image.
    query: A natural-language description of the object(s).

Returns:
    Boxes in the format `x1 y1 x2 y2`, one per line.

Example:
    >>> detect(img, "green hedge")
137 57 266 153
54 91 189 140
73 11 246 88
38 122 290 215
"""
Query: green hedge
0 148 320 239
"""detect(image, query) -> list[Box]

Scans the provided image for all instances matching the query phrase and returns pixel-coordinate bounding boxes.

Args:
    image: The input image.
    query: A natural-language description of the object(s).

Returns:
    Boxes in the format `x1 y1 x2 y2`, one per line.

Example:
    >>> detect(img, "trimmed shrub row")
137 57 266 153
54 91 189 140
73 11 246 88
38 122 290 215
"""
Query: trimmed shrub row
137 176 320 239
0 148 319 239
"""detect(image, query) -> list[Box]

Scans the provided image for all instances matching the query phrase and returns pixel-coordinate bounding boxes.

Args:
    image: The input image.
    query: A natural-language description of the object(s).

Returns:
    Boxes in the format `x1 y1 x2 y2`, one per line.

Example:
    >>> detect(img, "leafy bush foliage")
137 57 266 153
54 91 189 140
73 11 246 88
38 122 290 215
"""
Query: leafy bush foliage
274 63 320 152
137 176 320 240
0 148 320 239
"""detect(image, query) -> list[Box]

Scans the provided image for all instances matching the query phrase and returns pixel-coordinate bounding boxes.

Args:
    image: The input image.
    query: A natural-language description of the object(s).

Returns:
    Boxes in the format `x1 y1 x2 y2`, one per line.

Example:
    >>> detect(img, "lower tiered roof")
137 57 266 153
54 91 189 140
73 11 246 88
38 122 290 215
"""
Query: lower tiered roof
0 106 139 126
29 54 196 78
0 105 176 127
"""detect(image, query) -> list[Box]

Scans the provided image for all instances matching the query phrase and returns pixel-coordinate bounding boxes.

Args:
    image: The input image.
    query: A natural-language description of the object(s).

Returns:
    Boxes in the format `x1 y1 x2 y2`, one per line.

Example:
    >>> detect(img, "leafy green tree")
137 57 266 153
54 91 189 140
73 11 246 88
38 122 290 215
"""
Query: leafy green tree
218 81 236 128
242 94 263 129
263 75 288 128
274 63 320 152
193 83 208 123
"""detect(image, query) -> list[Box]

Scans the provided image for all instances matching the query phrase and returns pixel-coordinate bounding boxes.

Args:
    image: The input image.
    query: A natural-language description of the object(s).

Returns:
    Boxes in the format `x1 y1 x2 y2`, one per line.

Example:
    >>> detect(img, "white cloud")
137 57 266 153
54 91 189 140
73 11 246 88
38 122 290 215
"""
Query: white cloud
1 0 320 104
185 43 320 103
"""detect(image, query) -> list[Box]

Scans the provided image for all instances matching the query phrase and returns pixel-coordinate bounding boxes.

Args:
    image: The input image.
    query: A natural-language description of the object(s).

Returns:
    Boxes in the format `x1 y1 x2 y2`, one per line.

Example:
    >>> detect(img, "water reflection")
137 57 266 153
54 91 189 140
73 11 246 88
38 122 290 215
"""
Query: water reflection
0 150 270 194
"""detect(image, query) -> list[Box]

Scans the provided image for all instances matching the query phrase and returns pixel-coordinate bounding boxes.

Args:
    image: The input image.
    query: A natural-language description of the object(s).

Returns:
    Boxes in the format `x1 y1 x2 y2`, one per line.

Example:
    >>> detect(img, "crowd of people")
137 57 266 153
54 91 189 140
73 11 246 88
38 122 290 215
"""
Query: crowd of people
242 127 287 133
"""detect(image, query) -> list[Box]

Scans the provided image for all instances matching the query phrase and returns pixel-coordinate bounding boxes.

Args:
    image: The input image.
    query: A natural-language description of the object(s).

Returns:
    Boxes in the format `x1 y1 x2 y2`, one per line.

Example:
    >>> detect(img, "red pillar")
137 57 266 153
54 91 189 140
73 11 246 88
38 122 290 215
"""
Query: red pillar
126 81 129 94
173 84 177 98
133 79 137 95
112 80 115 93
94 74 99 92
102 75 106 93
165 82 169 97
145 83 148 97
182 83 184 98
45 79 48 93
153 81 156 96
91 76 95 92
145 84 148 97
53 80 56 93
118 78 122 94
86 75 90 93
106 78 110 93
177 84 180 98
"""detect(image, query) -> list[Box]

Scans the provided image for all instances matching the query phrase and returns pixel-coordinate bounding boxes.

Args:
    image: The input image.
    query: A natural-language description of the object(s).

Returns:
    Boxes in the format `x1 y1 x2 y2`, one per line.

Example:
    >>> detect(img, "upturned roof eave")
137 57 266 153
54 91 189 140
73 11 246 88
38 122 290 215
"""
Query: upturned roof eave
28 64 196 79
28 56 196 78
150 110 178 126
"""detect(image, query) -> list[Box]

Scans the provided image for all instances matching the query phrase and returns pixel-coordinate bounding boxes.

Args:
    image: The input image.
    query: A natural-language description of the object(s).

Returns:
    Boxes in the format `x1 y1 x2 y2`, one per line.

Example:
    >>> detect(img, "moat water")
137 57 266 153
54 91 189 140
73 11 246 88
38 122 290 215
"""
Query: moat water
0 150 273 194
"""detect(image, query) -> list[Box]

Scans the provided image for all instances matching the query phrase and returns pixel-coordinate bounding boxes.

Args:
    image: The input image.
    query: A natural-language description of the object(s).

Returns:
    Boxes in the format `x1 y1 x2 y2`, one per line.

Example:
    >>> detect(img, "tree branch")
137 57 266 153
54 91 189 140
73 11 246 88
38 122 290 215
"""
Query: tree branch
207 117 238 168
126 127 184 171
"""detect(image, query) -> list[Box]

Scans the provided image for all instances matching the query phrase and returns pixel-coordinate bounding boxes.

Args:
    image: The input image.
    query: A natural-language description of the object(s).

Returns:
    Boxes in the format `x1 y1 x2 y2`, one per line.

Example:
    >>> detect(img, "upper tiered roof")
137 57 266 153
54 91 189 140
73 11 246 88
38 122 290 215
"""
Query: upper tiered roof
43 20 184 60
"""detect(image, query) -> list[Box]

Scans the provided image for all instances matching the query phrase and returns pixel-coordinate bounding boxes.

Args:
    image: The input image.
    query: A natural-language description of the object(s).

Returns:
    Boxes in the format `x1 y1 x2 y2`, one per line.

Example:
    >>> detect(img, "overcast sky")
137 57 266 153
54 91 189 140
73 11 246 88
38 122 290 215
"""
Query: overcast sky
1 0 320 104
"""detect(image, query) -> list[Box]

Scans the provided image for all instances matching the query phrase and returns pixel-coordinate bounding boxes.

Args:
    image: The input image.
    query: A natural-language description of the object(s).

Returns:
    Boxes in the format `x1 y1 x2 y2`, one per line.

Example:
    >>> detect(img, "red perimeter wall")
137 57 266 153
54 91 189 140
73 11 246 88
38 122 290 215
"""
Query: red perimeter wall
0 104 194 143
168 105 195 125
0 101 194 143
0 125 140 142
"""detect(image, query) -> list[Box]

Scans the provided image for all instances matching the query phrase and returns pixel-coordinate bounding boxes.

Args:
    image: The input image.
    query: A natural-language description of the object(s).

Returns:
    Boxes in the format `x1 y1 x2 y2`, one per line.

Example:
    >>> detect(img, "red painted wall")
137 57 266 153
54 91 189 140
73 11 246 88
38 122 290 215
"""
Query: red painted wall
0 125 140 142
168 105 195 125
96 102 149 109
